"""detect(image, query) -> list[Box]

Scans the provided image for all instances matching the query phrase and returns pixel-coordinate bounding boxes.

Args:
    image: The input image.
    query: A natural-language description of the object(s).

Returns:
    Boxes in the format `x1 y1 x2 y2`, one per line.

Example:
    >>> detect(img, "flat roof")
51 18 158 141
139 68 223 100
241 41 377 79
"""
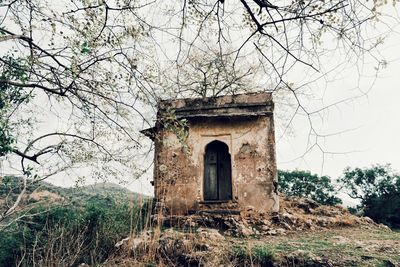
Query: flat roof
141 92 274 139
159 92 273 118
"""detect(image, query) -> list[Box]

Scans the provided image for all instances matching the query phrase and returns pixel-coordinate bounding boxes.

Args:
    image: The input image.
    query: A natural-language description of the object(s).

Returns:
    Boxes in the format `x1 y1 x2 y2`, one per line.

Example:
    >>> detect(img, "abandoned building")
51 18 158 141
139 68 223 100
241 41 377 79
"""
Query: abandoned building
142 92 278 215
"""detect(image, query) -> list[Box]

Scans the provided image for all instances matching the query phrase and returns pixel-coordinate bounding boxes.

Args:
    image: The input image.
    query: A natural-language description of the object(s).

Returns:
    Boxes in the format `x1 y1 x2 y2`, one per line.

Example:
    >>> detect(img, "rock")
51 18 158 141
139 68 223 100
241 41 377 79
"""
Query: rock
286 249 329 266
281 221 292 230
332 235 349 244
378 223 392 231
271 213 280 224
115 231 152 251
245 205 255 211
262 219 272 227
238 224 254 237
115 237 130 249
266 228 286 236
197 227 224 242
362 216 375 224
296 198 320 213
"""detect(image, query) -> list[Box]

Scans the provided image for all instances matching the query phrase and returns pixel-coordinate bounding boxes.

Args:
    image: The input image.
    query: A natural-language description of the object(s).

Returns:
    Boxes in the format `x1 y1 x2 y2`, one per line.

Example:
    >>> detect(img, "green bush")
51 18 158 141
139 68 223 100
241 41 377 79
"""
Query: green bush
252 245 274 266
339 164 400 228
0 196 152 267
278 170 342 206
230 244 274 266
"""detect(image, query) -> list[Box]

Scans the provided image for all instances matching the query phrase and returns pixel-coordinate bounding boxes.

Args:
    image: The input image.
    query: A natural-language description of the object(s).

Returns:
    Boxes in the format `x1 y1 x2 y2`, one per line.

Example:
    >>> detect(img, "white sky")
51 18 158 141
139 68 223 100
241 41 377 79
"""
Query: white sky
277 34 400 178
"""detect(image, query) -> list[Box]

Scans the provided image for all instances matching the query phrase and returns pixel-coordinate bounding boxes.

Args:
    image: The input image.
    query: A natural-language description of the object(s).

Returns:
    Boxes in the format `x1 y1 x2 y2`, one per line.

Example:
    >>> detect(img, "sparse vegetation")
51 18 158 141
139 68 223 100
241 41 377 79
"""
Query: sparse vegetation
230 245 274 267
108 226 399 266
226 228 400 267
0 179 152 267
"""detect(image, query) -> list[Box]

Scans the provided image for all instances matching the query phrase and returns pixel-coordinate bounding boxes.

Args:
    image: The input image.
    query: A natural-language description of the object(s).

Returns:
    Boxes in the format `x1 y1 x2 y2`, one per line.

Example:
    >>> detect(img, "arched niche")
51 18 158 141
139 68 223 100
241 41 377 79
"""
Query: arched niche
203 140 232 201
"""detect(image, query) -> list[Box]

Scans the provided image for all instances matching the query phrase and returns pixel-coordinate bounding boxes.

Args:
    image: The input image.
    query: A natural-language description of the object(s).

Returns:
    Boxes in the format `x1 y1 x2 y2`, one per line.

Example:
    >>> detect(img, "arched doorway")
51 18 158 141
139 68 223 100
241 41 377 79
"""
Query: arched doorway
204 140 232 201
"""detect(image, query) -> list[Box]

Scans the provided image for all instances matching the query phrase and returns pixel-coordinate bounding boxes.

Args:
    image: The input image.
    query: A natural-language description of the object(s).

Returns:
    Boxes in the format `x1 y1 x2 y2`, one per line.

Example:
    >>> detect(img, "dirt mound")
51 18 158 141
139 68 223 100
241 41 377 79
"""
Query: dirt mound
157 196 389 237
29 190 64 202
110 227 227 266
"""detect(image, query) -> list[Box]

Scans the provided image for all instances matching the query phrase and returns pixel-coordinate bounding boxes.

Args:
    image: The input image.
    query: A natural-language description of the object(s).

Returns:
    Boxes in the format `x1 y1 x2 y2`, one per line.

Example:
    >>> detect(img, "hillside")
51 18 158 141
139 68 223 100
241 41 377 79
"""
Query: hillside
106 197 399 267
107 227 399 267
0 175 147 215
63 182 147 204
0 176 152 267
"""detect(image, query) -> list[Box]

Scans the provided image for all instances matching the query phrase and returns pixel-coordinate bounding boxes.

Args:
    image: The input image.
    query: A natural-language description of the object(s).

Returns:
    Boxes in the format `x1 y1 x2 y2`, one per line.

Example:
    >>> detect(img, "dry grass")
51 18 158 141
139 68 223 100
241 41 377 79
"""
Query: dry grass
102 196 399 266
105 225 399 266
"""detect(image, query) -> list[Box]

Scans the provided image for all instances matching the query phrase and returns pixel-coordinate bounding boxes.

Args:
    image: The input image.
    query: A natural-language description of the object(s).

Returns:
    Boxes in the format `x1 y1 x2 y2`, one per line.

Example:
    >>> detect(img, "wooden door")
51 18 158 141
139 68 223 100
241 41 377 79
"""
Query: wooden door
204 141 232 201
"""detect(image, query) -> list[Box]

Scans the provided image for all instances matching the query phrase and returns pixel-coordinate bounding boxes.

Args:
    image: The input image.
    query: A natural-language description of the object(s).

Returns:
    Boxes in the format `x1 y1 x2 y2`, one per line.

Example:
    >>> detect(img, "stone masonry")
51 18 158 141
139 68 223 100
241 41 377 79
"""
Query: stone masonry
141 92 279 215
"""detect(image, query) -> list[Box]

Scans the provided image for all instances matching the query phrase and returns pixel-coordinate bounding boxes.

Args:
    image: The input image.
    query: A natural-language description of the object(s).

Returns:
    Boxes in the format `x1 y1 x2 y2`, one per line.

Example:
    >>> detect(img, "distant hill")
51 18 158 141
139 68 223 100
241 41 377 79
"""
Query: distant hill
0 176 149 214
63 182 148 204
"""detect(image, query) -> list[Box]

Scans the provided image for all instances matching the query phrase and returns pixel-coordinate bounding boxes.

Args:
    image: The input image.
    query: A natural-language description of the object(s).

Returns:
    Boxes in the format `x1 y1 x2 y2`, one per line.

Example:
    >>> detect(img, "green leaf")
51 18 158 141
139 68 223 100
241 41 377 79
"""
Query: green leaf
81 41 90 54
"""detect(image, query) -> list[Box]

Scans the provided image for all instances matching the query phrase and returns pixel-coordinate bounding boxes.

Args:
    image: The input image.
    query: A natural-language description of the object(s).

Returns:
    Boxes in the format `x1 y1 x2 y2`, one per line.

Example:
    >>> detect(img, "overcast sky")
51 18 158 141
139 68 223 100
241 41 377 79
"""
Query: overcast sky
277 31 400 178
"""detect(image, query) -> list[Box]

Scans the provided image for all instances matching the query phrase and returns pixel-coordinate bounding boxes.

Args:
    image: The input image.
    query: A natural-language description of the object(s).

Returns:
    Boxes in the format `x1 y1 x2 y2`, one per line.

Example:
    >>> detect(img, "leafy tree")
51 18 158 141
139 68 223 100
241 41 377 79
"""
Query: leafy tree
338 164 400 228
278 169 342 206
0 55 30 156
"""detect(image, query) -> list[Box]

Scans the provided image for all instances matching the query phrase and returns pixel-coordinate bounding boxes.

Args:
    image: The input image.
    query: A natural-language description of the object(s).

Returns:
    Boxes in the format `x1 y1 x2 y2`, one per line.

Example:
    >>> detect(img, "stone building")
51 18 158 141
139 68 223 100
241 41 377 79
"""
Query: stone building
141 92 278 215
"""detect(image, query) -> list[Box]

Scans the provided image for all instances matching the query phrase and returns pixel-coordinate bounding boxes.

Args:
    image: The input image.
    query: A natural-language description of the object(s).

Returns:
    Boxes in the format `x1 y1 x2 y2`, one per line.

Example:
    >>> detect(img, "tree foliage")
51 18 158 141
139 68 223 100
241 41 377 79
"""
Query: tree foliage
278 169 342 206
338 164 400 228
0 55 31 156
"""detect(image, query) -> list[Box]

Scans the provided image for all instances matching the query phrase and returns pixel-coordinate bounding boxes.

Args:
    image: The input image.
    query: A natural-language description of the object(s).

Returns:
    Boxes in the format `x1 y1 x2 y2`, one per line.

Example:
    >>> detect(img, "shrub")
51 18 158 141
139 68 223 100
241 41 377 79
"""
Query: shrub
0 196 152 266
338 164 400 228
252 245 274 266
230 244 274 266
278 170 342 206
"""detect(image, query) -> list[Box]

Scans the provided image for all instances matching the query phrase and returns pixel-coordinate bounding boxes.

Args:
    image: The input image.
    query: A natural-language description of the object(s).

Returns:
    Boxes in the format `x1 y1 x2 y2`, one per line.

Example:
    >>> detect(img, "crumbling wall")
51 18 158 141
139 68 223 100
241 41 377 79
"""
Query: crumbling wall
154 115 278 215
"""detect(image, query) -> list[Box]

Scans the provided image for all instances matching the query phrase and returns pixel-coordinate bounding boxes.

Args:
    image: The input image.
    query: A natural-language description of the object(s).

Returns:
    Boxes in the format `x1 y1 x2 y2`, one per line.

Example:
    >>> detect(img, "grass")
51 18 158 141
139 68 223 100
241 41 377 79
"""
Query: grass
103 225 399 266
232 228 400 267
230 244 274 266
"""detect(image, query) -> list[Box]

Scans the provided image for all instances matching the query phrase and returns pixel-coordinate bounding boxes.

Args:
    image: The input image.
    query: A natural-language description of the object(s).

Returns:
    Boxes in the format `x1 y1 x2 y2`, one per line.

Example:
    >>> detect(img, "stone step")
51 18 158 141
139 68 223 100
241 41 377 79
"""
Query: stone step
188 209 240 215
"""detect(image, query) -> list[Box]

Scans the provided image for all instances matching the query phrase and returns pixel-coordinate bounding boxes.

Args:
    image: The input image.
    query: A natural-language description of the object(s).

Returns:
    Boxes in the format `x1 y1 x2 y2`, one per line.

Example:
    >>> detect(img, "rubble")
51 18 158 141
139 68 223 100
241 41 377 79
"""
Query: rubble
152 196 387 238
112 226 226 266
111 196 395 267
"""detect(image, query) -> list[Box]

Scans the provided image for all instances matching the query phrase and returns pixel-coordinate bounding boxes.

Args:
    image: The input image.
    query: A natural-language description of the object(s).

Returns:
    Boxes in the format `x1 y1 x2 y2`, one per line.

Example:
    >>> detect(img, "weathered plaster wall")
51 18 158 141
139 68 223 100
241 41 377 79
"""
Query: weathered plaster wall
154 115 278 215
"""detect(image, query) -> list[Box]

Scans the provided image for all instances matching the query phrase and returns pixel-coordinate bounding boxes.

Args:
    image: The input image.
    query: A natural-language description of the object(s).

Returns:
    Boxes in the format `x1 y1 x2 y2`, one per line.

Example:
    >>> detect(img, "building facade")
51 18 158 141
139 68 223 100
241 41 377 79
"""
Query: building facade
142 92 278 215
